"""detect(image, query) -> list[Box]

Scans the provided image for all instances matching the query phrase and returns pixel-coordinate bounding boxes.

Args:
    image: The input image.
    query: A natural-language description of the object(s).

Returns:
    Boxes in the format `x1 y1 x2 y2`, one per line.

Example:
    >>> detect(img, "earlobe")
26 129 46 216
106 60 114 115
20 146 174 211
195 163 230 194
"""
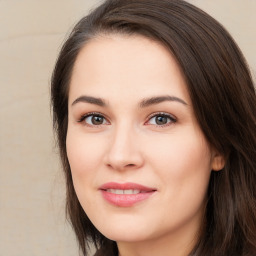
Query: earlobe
211 153 225 171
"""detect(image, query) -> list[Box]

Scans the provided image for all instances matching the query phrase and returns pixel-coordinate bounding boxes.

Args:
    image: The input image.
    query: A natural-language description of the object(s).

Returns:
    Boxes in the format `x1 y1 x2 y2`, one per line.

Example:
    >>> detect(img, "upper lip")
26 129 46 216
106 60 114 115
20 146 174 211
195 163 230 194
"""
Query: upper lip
99 182 156 192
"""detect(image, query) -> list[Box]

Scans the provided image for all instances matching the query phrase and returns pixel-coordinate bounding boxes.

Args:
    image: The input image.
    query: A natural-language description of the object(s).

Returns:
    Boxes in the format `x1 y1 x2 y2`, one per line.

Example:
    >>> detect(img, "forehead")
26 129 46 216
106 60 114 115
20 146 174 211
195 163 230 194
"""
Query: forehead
69 34 190 105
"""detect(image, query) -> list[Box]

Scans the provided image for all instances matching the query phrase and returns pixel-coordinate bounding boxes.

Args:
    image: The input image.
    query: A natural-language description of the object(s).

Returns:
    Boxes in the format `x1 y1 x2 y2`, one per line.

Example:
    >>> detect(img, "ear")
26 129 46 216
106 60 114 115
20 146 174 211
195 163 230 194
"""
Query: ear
211 151 225 171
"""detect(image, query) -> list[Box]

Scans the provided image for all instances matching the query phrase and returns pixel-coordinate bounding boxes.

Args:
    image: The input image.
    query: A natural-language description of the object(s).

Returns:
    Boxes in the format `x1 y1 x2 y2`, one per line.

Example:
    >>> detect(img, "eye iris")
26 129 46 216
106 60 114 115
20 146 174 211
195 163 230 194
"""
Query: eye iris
156 115 168 125
92 115 104 125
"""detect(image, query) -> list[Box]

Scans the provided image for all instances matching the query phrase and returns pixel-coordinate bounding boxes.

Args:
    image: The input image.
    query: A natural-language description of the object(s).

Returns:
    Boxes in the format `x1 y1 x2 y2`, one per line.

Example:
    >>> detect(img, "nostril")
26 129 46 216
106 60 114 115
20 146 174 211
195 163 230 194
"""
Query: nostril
126 164 136 167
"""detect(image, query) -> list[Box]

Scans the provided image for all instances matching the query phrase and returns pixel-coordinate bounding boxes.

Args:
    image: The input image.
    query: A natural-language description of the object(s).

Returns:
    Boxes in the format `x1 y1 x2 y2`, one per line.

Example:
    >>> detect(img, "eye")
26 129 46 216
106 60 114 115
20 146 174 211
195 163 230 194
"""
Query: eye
146 113 176 126
78 113 109 126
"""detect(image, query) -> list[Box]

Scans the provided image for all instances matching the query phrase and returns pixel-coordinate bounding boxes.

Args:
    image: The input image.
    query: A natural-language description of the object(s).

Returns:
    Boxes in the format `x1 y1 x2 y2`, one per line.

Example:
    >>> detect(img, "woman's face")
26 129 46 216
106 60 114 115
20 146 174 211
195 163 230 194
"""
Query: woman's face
67 34 223 247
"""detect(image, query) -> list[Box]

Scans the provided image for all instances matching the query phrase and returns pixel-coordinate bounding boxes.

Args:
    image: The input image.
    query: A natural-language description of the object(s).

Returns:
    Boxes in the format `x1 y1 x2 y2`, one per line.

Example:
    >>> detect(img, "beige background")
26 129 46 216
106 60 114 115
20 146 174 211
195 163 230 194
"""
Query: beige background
0 1 255 255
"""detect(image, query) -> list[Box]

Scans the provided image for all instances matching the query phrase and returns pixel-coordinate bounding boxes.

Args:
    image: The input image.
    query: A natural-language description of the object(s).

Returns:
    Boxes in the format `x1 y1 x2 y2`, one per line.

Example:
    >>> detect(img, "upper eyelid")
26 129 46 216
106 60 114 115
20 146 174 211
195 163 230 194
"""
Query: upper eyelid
77 112 110 128
144 113 177 128
78 112 109 121
146 112 177 121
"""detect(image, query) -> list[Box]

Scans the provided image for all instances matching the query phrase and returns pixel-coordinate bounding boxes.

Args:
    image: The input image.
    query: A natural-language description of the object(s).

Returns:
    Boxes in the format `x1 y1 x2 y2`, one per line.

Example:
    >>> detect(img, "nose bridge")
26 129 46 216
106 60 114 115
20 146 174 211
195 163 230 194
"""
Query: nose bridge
105 121 143 170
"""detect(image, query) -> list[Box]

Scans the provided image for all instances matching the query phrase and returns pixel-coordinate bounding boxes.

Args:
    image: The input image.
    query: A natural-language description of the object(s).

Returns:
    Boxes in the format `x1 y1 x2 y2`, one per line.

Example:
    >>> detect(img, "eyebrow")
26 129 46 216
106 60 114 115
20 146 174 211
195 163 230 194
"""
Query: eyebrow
139 95 188 107
71 95 106 107
71 95 187 107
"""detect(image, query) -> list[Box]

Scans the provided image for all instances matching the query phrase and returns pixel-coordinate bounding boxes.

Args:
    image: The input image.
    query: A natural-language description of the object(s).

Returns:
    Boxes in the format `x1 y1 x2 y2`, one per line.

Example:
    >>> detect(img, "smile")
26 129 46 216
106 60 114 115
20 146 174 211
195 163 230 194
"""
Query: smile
99 182 156 207
105 189 143 194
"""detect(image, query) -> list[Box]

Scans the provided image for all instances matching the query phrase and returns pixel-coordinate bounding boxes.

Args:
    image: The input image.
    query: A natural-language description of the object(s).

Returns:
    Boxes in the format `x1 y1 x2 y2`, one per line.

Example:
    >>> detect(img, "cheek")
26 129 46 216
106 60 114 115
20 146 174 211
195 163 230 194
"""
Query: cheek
66 129 104 179
66 129 105 210
146 130 212 194
145 133 212 227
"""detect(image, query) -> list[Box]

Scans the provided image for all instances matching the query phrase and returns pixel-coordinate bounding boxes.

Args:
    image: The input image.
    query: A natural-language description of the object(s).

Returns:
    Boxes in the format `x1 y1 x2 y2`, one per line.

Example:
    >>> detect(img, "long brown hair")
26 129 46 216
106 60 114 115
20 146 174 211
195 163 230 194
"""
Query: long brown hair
51 0 256 255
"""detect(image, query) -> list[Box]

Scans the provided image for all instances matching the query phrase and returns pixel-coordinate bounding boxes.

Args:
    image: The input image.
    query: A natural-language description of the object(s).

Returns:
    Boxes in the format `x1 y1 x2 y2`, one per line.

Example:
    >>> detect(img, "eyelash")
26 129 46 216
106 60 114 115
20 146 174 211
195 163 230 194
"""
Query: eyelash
146 112 177 127
77 112 109 127
77 112 177 128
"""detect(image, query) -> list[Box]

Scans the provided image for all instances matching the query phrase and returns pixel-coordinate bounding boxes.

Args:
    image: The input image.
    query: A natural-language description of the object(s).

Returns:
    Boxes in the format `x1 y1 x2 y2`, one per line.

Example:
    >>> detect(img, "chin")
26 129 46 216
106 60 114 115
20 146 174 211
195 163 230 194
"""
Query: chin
102 228 150 243
92 215 160 243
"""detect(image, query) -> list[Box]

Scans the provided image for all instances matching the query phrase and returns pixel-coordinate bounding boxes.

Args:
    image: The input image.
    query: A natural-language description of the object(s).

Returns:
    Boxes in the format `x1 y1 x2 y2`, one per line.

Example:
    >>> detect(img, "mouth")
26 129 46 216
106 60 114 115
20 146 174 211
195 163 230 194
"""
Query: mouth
105 189 143 194
99 182 156 207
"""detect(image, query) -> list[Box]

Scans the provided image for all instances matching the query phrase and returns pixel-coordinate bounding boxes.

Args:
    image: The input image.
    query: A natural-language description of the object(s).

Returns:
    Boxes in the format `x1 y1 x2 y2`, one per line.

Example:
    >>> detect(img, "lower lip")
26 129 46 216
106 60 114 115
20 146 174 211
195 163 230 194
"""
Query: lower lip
101 190 155 207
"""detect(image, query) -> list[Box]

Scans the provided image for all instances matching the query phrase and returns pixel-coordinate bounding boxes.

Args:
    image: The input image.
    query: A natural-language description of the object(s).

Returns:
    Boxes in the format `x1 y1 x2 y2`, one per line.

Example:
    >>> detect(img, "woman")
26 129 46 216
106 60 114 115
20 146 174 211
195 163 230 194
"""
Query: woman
51 0 256 255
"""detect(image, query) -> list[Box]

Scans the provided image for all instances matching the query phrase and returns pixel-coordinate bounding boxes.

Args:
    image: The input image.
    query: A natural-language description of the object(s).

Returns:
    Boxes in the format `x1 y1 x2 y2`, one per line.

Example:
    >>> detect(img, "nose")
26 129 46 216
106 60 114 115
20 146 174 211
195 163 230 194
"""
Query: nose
103 124 144 171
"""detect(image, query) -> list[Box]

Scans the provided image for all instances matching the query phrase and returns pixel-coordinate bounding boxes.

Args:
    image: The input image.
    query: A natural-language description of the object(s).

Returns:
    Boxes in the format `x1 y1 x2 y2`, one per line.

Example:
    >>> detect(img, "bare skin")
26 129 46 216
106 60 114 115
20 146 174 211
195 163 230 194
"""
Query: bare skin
67 34 225 256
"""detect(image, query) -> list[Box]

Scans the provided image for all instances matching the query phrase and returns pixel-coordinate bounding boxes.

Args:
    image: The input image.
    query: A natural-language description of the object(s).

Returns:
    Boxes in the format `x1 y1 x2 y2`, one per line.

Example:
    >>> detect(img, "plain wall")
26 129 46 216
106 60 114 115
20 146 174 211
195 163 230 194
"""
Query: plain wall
0 1 255 255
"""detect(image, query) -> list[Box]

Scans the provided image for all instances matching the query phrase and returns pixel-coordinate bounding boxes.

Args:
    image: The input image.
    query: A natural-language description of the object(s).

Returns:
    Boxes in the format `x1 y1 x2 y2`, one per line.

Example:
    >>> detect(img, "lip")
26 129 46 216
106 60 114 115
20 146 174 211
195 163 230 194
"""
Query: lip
99 182 156 207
